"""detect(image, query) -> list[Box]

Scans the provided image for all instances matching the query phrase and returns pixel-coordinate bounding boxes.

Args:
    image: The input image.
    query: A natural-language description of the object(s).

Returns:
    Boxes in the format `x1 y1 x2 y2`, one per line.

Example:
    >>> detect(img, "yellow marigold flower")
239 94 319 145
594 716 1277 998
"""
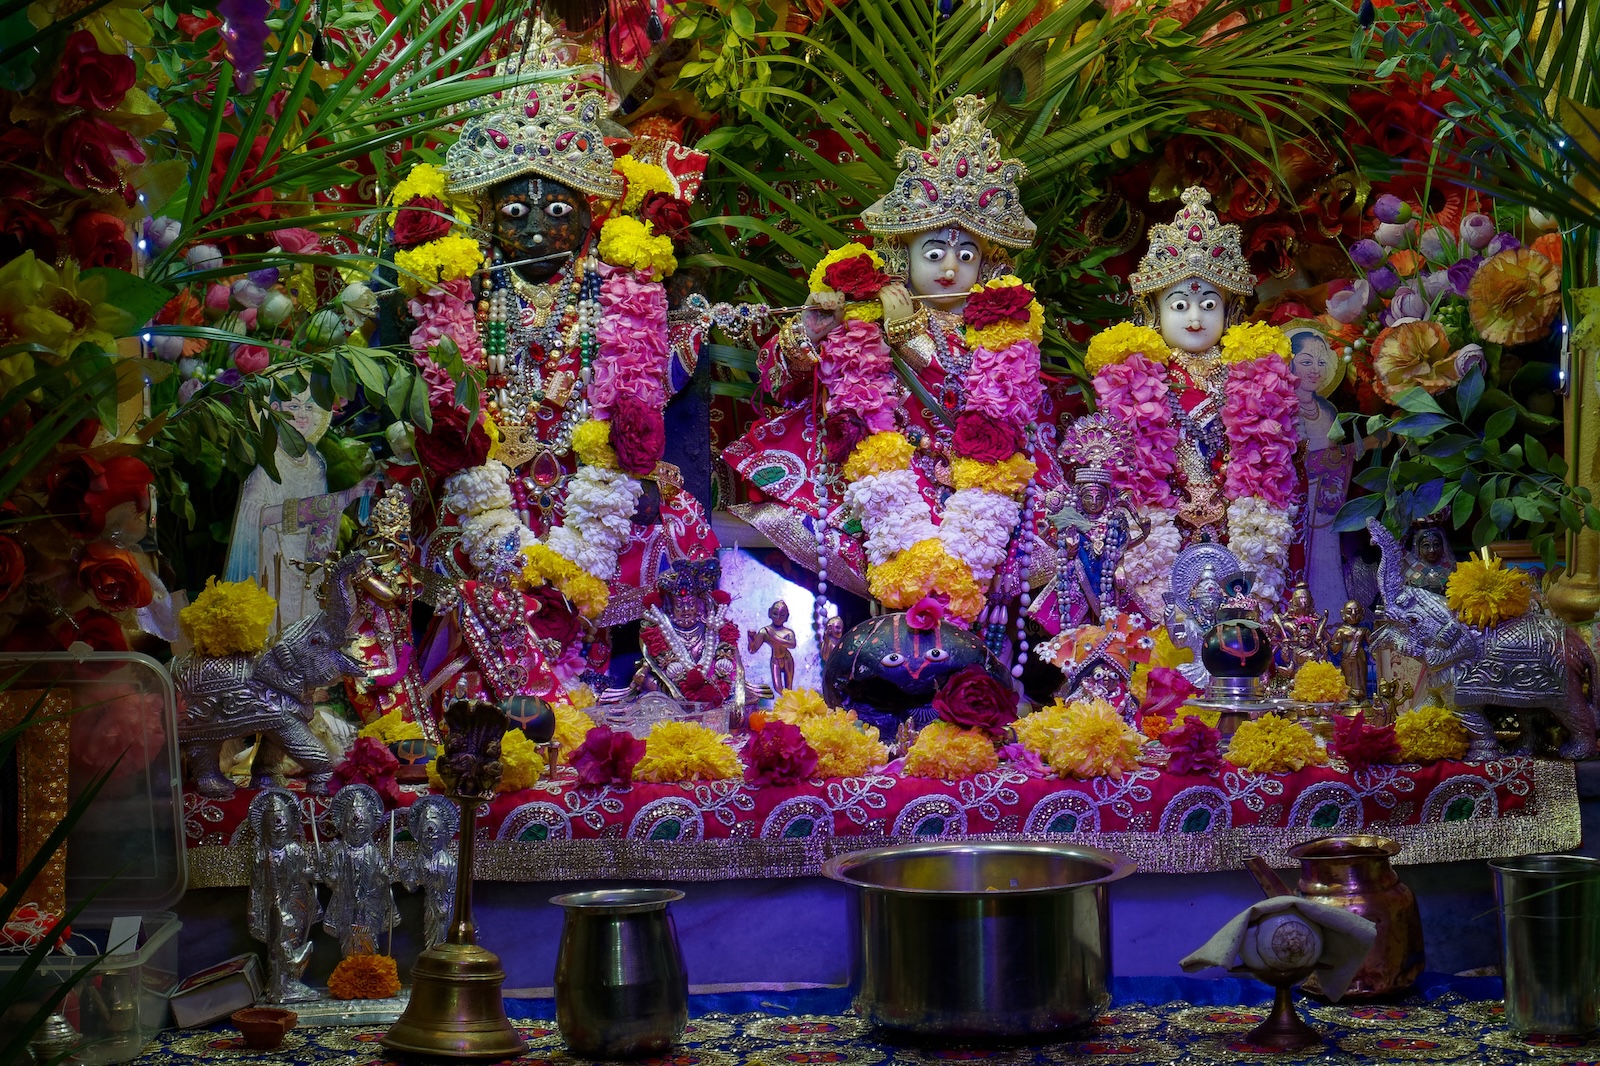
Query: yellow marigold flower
572 419 619 469
841 431 914 482
966 279 1045 350
328 954 401 1000
1015 699 1074 754
807 242 883 293
597 216 677 279
1226 714 1328 773
1085 322 1168 376
559 684 598 711
933 552 985 623
357 709 424 745
772 688 831 724
867 538 945 608
1394 704 1471 763
394 234 484 293
800 710 887 778
614 155 675 215
1152 627 1193 667
1446 554 1532 627
498 729 547 792
1220 321 1291 365
387 162 476 223
1044 698 1143 779
483 412 503 459
843 302 884 324
903 720 998 779
1290 661 1351 703
180 577 278 657
1142 715 1173 740
522 543 578 588
552 703 598 765
634 721 741 782
559 571 610 620
950 454 1036 496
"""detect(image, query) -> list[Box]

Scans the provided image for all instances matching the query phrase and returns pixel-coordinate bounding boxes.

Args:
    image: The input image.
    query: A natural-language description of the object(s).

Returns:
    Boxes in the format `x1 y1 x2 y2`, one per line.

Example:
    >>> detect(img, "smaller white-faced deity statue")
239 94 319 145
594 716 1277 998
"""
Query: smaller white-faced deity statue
319 783 398 957
400 795 459 950
247 789 321 1003
745 599 797 695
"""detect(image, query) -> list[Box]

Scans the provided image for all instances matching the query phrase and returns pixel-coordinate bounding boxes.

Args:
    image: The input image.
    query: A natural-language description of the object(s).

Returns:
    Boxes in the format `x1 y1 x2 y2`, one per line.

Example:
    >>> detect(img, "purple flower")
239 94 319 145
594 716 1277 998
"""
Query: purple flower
1374 221 1414 248
1327 281 1372 325
1391 287 1428 321
177 379 202 404
1421 270 1452 301
1459 212 1495 251
217 0 270 93
1349 239 1386 269
1367 266 1401 295
248 267 280 288
216 369 243 387
186 244 223 272
998 742 1052 779
230 278 266 308
1486 233 1522 256
143 216 180 252
1448 256 1482 296
1372 193 1412 224
1453 344 1486 377
151 335 185 361
1418 226 1451 263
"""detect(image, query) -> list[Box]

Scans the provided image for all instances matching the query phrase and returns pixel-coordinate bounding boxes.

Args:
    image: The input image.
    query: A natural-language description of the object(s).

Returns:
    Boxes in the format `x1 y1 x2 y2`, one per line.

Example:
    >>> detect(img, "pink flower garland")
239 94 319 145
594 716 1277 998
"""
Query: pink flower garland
590 272 669 418
1222 356 1299 509
408 278 485 365
819 320 897 432
963 340 1042 425
1092 353 1179 510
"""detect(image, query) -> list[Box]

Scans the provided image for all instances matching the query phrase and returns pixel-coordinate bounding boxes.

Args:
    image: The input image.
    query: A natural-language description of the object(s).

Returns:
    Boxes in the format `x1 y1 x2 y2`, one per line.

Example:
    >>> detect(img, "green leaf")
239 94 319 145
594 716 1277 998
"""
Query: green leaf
1490 497 1514 529
1452 484 1475 528
347 346 390 397
1524 434 1549 471
330 349 354 398
1394 386 1446 415
1333 494 1385 533
1561 499 1581 530
730 4 755 37
81 268 176 333
1456 366 1485 419
1389 412 1453 437
1423 433 1474 458
1353 465 1392 492
1483 407 1516 440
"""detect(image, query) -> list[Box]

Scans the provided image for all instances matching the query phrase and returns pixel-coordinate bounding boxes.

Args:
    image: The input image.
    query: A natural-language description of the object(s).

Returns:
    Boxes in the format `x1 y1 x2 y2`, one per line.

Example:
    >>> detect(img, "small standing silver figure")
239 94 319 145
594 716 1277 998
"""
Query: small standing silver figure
401 795 459 950
247 789 321 1003
319 783 398 957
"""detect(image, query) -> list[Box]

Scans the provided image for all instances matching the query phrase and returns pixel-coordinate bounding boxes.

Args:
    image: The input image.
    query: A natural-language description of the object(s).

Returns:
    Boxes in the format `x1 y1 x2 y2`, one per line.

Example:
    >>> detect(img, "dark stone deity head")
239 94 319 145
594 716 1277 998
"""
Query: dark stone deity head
486 173 592 284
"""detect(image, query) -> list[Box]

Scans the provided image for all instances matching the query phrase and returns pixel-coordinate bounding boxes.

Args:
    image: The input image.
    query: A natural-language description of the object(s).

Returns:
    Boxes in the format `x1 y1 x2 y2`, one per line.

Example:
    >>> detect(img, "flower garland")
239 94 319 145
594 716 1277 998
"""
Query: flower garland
903 720 999 779
388 163 482 360
1015 697 1144 779
633 721 742 782
798 710 888 777
1089 320 1300 604
821 262 1043 625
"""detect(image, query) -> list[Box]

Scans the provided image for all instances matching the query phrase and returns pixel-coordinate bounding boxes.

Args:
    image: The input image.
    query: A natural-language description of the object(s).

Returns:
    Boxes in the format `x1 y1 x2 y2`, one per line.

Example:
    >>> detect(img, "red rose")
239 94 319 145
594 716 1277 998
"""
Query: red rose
526 585 581 646
67 210 133 270
822 410 869 464
1162 135 1229 190
1225 175 1281 222
822 254 888 300
47 454 153 537
0 203 60 262
743 720 819 787
932 665 1017 738
639 192 693 244
962 284 1033 330
392 196 454 249
53 117 145 193
678 666 727 705
1245 220 1298 281
952 410 1021 463
0 535 23 603
713 591 732 608
77 541 153 612
609 399 665 477
413 405 491 480
234 344 272 374
50 32 136 111
201 134 278 230
570 725 646 786
66 608 128 652
330 736 402 806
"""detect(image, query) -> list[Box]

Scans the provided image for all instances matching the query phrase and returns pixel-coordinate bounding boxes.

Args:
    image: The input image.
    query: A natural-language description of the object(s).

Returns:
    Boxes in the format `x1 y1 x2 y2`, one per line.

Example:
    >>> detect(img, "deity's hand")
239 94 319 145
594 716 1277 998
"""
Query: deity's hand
878 282 914 325
801 290 845 345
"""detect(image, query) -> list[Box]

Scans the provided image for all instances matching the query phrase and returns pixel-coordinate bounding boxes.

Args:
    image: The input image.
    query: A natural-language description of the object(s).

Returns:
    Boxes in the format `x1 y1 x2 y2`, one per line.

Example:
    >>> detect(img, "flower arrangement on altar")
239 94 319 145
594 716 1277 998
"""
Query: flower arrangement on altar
1015 698 1145 780
1290 660 1351 703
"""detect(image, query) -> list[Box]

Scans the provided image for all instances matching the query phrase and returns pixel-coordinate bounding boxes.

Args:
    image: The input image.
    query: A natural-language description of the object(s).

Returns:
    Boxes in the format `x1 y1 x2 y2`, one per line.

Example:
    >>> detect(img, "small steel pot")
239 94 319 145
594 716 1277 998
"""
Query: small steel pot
823 841 1134 1041
551 888 688 1059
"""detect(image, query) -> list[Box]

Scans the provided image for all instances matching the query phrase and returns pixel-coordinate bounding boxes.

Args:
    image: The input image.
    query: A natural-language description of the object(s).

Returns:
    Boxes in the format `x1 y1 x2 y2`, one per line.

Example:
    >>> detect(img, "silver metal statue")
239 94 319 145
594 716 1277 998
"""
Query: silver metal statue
1163 544 1245 688
320 783 399 957
247 789 321 1003
401 795 459 950
1367 519 1598 759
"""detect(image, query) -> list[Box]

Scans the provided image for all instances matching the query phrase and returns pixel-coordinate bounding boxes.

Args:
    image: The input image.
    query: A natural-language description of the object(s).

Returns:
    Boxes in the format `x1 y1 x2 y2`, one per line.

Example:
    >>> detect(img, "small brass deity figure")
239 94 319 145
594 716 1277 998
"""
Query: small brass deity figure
1272 583 1330 680
247 789 321 1003
319 783 398 958
746 600 798 694
1332 600 1371 699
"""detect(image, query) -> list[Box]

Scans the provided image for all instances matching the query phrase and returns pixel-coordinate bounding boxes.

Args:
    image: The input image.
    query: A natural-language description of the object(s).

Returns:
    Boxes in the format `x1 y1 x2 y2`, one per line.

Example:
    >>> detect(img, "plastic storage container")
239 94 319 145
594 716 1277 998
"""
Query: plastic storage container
0 652 188 1064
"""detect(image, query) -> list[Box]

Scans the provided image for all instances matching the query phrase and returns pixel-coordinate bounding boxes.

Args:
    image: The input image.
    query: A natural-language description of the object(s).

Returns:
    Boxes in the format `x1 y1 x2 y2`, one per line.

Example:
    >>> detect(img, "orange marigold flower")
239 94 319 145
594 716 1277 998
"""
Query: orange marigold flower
1467 247 1560 345
1530 232 1562 268
1371 319 1459 400
328 954 401 1000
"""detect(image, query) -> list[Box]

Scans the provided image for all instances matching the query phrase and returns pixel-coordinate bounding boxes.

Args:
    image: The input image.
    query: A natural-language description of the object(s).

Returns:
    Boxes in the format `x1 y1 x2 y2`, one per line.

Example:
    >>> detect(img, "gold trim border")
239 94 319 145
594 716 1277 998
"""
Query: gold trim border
186 760 1581 887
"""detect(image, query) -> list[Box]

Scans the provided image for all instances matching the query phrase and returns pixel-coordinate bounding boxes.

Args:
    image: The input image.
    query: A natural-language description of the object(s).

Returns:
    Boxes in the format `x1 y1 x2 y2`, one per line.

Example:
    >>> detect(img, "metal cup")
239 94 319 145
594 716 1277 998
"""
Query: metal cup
551 888 688 1059
1490 854 1600 1036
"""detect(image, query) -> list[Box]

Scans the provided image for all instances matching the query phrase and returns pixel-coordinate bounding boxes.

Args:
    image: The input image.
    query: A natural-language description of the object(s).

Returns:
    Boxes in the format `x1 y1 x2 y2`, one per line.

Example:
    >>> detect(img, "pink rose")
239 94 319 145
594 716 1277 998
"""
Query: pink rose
571 726 648 786
744 720 819 787
274 227 322 255
610 398 666 476
932 666 1017 738
1140 667 1197 719
906 596 945 631
70 688 165 784
234 344 272 374
1094 353 1179 510
1165 716 1222 776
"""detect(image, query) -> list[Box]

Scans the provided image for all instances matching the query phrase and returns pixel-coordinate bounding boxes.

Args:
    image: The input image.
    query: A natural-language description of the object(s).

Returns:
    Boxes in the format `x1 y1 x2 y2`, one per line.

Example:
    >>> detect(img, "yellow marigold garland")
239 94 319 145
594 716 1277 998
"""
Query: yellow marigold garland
807 243 883 293
1044 698 1143 779
1220 321 1291 365
950 454 1036 496
841 431 915 482
522 543 578 588
801 710 888 778
572 419 619 469
181 577 278 657
499 729 547 792
1445 554 1532 627
614 155 675 214
597 216 677 279
559 684 598 711
328 954 401 1000
560 571 610 620
1014 699 1072 754
903 720 998 779
772 688 831 723
1394 704 1472 762
634 721 742 782
1226 714 1328 773
1290 661 1351 703
357 709 424 745
867 538 946 608
1085 322 1169 375
393 234 484 292
553 703 597 761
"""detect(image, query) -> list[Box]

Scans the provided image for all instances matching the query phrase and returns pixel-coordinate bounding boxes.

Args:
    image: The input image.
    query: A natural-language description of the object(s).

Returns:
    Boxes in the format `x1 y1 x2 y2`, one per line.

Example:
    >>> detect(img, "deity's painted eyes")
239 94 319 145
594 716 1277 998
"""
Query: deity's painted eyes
1200 297 1220 311
545 201 575 218
922 247 947 263
956 247 977 263
880 652 906 667
501 202 531 219
925 647 949 662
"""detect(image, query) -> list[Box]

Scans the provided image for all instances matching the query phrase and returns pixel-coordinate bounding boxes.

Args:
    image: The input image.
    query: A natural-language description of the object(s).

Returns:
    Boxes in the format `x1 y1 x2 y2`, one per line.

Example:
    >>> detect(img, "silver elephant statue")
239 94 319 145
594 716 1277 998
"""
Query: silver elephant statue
174 553 366 797
1367 519 1598 760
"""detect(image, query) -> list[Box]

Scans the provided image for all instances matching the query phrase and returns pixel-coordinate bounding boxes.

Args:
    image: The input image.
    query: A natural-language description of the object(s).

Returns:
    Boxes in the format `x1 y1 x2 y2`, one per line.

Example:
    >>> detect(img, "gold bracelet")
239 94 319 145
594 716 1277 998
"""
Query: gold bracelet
778 316 820 370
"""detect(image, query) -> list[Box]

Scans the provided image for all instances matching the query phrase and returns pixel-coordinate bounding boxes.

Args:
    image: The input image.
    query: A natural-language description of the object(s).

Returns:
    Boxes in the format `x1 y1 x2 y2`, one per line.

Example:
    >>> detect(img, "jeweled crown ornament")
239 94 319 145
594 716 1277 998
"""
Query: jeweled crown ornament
860 95 1035 249
1129 185 1254 297
1059 412 1130 486
446 81 625 198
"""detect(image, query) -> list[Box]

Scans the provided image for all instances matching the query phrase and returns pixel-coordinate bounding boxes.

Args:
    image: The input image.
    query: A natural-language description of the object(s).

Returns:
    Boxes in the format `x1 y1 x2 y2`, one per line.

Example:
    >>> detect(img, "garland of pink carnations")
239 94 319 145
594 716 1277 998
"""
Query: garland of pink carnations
1088 320 1299 602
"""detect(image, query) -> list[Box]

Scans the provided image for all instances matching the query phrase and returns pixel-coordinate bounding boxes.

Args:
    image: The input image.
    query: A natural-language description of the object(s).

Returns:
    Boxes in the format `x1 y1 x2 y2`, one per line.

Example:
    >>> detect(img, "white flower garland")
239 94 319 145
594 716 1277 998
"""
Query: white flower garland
939 489 1020 583
443 460 515 517
844 470 937 566
1120 507 1180 617
1225 497 1297 603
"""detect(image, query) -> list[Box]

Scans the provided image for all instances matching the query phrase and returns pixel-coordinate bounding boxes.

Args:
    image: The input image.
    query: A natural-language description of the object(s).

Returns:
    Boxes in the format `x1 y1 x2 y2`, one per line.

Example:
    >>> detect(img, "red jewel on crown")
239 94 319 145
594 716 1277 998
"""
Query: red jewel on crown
1188 225 1203 241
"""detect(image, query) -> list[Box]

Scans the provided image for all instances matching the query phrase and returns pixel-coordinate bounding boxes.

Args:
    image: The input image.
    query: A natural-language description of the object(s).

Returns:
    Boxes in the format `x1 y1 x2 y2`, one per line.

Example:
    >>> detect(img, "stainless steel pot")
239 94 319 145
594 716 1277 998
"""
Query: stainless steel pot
551 888 688 1058
822 841 1134 1040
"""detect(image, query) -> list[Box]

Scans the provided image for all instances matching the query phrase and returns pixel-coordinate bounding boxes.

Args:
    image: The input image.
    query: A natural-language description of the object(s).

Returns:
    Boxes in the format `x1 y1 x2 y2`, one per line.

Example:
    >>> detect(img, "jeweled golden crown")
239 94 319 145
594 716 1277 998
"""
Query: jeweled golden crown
1129 186 1254 296
1060 413 1129 485
860 95 1035 250
446 80 625 199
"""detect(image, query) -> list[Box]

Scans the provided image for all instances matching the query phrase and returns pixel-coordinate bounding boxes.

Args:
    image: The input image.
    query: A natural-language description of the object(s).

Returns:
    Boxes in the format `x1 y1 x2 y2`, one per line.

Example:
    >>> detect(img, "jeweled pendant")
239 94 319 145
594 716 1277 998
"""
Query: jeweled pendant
531 449 562 488
647 11 663 40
